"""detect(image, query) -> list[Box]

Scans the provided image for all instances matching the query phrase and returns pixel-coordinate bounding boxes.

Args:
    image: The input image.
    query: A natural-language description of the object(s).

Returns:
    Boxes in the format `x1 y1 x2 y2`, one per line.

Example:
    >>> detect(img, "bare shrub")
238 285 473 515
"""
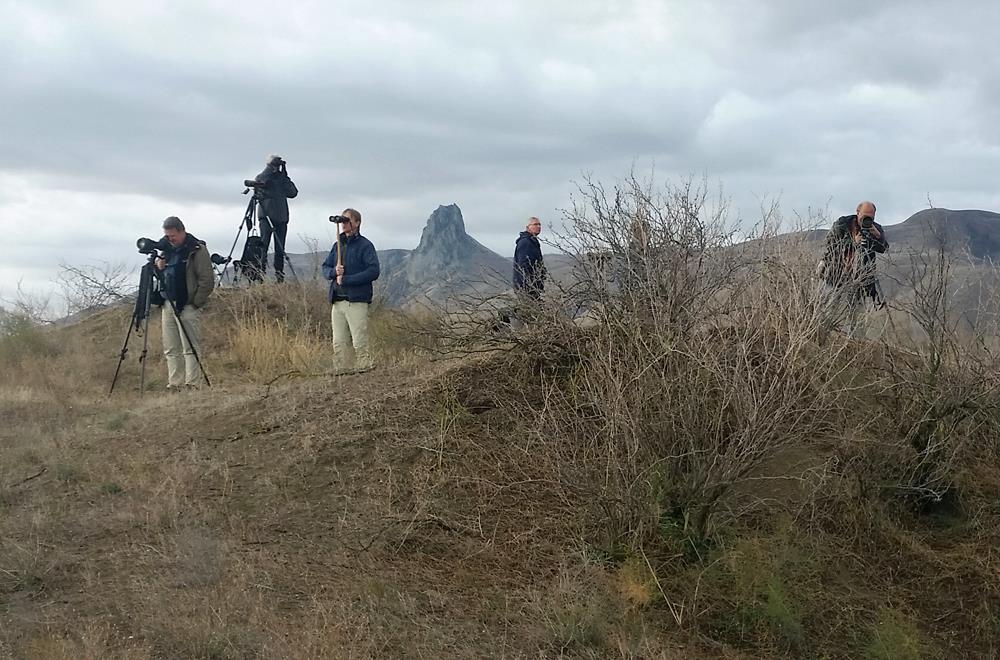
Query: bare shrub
429 172 853 551
853 224 1000 509
0 280 54 325
56 260 132 315
551 173 747 337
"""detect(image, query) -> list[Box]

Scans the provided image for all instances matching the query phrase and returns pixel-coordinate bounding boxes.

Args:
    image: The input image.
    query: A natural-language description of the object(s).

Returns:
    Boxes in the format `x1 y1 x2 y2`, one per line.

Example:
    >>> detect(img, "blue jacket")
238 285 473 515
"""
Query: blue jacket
322 233 380 303
513 231 545 293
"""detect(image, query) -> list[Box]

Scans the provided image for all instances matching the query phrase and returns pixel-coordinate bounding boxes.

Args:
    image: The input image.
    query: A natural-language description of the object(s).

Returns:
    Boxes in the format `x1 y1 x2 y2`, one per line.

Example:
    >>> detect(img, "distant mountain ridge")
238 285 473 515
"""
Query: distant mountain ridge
885 208 1000 260
285 205 1000 308
803 208 1000 260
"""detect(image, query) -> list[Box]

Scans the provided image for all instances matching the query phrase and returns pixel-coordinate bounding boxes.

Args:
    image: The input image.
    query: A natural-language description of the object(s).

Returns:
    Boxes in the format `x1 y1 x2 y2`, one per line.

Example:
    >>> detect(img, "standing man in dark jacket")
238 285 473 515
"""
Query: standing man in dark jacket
153 216 215 388
322 208 380 373
513 217 546 298
819 200 888 335
254 154 299 282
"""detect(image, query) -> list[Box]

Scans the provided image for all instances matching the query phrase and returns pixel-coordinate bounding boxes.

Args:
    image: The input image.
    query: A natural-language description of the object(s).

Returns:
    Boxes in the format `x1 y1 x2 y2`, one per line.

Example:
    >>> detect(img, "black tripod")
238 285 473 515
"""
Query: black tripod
217 187 298 284
109 255 211 395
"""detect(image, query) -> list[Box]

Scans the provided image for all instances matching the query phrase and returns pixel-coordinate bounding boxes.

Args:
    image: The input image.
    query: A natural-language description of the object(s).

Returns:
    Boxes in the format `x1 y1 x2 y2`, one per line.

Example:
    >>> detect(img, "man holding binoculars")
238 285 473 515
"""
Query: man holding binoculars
322 209 380 373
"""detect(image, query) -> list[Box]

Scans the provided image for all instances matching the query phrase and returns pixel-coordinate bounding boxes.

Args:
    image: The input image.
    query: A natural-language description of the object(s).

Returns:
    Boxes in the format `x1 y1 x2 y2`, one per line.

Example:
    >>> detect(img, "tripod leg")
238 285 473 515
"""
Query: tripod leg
219 211 250 284
109 317 136 395
139 309 152 396
110 263 154 395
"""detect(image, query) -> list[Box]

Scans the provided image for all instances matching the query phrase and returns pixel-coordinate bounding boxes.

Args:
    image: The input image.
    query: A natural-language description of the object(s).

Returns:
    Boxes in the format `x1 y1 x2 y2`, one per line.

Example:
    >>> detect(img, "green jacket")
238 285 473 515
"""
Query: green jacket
186 240 215 309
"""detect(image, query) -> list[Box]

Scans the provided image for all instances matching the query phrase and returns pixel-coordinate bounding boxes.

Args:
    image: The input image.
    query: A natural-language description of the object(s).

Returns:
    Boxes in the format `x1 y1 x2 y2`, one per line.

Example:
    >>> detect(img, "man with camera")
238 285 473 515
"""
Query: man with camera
818 201 889 336
154 216 215 388
322 209 380 374
253 154 299 282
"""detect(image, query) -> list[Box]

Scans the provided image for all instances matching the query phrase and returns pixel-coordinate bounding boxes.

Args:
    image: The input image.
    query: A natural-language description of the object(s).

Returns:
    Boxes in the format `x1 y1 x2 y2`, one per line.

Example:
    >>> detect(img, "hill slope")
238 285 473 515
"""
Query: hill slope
2 270 1000 657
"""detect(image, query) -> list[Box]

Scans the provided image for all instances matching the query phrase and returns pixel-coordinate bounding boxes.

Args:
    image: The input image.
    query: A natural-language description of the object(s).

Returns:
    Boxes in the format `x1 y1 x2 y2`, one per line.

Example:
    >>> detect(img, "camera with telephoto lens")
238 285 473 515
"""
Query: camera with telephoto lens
860 215 875 229
136 236 173 255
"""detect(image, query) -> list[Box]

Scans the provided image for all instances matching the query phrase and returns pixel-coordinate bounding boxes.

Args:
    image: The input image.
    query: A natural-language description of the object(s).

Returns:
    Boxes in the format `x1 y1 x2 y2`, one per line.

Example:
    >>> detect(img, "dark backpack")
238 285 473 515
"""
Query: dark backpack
237 235 266 283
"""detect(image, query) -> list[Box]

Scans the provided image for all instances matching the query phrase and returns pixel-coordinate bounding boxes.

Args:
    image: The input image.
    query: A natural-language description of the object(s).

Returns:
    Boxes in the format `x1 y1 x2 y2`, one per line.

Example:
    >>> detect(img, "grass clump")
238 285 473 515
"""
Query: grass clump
864 609 923 660
0 312 56 366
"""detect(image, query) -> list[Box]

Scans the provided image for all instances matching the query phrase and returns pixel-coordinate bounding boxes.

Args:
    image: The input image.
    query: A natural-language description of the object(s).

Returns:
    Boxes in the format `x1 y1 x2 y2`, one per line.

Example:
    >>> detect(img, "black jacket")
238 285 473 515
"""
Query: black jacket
322 233 380 304
822 215 888 297
513 231 545 293
254 164 298 226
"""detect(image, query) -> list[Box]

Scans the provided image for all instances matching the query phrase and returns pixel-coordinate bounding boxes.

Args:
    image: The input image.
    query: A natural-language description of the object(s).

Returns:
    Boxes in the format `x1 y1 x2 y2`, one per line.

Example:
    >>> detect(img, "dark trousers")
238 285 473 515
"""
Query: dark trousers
260 219 289 279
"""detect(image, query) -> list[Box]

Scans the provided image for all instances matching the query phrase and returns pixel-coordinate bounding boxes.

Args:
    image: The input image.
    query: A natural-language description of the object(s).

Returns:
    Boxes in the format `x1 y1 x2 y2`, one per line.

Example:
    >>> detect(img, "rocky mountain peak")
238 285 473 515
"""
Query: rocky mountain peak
411 204 499 267
415 204 469 252
375 203 511 306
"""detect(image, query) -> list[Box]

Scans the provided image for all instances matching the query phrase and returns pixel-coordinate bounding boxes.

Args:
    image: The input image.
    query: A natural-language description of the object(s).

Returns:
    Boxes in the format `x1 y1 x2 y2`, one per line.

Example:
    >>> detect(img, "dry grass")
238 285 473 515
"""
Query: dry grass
3 179 1000 657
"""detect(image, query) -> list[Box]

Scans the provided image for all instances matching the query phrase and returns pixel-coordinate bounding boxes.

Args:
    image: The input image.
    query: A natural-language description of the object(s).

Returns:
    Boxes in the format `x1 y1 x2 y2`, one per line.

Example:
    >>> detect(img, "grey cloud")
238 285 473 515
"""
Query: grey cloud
3 0 1000 306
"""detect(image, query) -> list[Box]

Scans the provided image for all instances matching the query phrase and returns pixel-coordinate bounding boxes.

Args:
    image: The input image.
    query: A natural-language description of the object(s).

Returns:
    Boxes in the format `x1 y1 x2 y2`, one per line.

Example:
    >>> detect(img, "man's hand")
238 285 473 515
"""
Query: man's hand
868 225 882 239
155 257 167 271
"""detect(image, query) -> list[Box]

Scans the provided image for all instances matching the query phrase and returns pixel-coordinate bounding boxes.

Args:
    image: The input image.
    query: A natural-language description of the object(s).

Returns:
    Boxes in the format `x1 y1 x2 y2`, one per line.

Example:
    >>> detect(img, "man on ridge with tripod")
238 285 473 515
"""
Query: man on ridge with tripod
155 216 215 389
254 154 299 282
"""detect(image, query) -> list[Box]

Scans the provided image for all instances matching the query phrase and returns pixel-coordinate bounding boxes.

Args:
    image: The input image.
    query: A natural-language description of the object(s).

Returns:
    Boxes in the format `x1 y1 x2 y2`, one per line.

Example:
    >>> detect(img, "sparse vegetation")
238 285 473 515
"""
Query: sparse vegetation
2 174 999 657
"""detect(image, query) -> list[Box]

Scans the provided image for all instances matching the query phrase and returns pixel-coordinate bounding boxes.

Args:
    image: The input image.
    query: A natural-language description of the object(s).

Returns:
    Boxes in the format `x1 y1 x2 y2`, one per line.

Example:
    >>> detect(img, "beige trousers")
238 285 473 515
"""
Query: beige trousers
161 304 203 387
331 301 372 372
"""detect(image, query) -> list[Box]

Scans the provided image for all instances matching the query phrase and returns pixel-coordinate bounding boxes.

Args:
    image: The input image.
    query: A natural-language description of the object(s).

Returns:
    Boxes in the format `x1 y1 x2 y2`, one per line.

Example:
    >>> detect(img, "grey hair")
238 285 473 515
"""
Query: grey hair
162 216 185 232
267 154 283 165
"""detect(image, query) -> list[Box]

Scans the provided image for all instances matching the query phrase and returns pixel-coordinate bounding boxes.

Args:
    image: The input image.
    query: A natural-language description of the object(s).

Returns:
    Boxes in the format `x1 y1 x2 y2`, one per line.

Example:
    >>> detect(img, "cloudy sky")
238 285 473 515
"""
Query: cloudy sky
3 0 999 309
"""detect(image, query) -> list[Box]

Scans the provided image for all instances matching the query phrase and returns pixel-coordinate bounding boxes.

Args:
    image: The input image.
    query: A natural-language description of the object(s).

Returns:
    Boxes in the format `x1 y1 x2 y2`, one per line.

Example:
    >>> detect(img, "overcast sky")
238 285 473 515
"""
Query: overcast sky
3 0 999 309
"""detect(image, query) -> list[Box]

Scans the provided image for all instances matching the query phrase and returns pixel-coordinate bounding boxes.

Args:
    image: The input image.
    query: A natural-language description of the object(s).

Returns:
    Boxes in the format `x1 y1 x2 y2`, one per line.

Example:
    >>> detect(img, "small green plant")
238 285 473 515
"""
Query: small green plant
583 540 629 567
864 609 923 660
55 463 84 483
549 602 605 651
657 505 715 562
100 481 124 495
105 412 130 431
763 575 805 650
